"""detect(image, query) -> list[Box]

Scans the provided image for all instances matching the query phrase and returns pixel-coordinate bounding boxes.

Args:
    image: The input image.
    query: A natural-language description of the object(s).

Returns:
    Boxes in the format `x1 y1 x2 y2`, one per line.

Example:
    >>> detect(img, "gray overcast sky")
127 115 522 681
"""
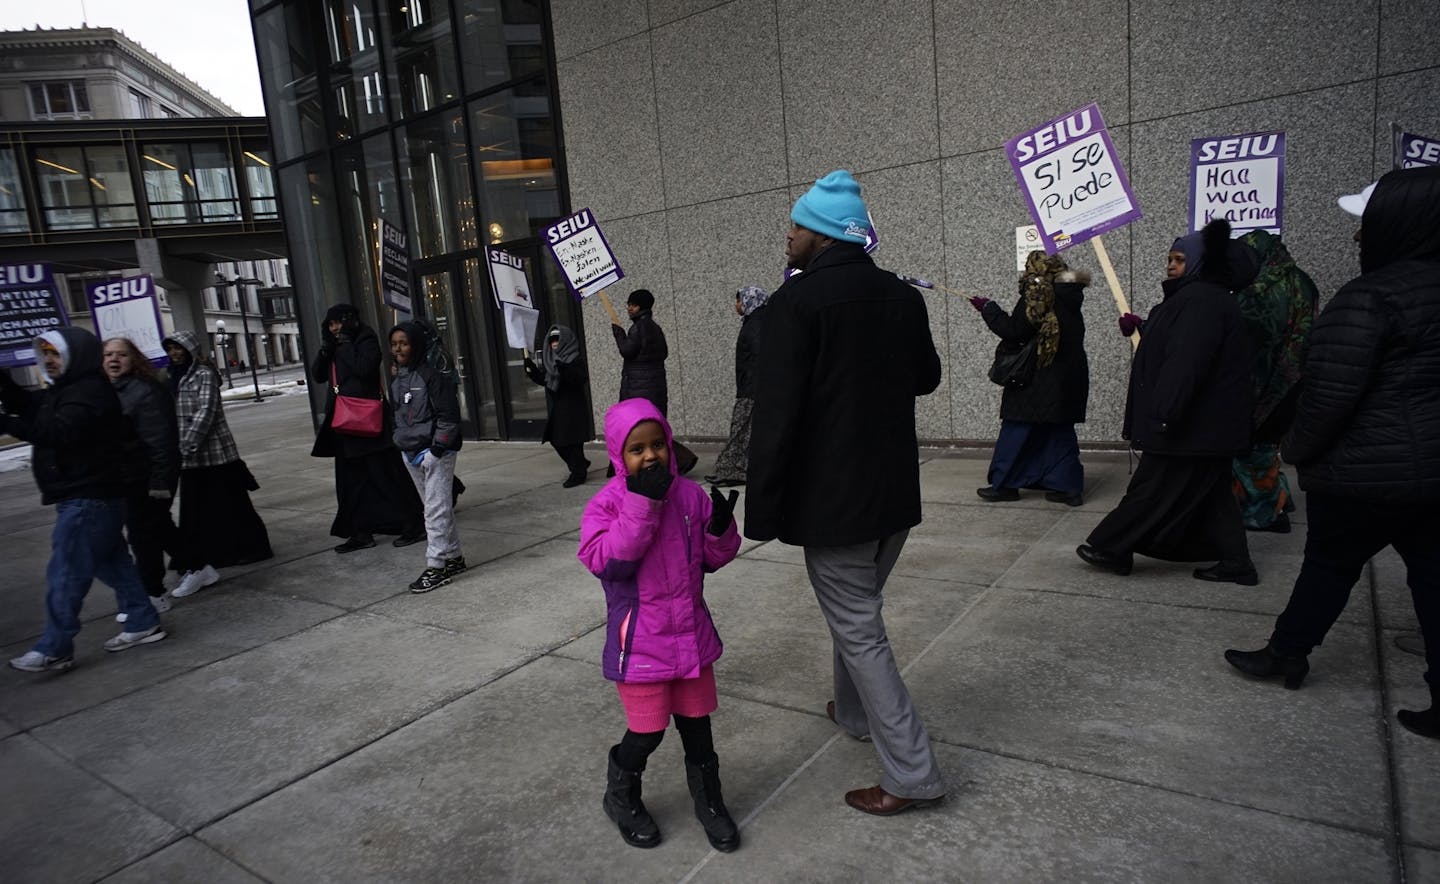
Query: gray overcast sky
1 0 265 115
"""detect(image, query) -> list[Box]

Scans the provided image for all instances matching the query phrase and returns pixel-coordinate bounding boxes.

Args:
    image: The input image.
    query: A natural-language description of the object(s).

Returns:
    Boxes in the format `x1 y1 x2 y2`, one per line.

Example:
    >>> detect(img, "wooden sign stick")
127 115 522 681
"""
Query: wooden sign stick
1090 235 1139 351
596 289 623 326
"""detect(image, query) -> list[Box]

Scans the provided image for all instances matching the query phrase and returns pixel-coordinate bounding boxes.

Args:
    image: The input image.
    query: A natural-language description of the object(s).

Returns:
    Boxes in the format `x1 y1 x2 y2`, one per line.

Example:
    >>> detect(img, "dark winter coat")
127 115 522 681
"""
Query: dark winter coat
310 323 396 459
1124 265 1254 456
612 310 668 414
980 272 1090 424
525 357 594 446
735 306 767 399
113 372 180 493
1282 165 1440 502
0 327 144 505
389 322 462 457
746 243 942 547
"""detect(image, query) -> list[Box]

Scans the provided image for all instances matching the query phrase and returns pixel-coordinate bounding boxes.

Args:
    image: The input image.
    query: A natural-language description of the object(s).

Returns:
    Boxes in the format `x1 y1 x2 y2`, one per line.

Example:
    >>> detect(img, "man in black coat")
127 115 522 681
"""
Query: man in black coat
4 328 166 672
1226 166 1440 740
747 170 946 816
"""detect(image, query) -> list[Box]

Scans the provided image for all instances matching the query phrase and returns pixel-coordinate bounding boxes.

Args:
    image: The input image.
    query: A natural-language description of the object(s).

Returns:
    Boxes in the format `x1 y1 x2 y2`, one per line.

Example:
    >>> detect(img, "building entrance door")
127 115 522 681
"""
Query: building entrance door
412 261 497 439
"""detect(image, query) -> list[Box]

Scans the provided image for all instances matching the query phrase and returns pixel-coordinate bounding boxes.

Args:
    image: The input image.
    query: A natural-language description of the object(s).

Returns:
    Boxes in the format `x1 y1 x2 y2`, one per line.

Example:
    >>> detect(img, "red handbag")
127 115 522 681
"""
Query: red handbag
330 365 384 437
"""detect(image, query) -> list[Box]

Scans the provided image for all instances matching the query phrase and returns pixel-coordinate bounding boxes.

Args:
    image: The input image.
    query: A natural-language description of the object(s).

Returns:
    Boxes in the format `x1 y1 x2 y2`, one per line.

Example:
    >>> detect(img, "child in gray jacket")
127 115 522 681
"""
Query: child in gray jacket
389 322 465 592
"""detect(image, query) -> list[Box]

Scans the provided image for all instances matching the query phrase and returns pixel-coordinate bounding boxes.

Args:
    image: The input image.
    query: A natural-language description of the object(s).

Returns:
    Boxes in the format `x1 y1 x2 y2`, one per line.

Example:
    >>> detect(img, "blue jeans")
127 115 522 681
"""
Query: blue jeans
36 498 159 657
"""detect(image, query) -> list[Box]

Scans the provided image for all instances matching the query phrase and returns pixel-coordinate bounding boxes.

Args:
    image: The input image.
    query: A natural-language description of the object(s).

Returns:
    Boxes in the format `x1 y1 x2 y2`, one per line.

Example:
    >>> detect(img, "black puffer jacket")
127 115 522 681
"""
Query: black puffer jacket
113 373 180 493
0 327 144 504
613 310 668 414
1124 224 1257 456
1282 166 1440 501
980 271 1090 424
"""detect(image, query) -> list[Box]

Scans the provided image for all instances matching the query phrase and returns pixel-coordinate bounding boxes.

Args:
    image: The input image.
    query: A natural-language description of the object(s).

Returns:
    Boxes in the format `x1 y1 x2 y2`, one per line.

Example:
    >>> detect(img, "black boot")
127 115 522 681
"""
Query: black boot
685 753 740 852
603 746 661 848
1224 641 1309 690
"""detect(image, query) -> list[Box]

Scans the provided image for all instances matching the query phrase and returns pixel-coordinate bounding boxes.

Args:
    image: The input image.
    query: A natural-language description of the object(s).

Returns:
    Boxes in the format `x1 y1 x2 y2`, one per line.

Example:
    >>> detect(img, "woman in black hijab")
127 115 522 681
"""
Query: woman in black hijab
525 324 594 487
310 303 424 553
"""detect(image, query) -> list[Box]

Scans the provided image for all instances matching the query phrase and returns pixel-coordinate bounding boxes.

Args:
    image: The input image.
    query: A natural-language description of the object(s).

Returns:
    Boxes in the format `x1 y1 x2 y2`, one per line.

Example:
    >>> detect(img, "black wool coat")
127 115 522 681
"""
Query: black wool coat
734 306 767 399
980 276 1089 424
1282 166 1440 502
746 243 942 547
113 373 181 493
1123 275 1253 456
526 357 595 447
310 324 397 459
613 310 668 414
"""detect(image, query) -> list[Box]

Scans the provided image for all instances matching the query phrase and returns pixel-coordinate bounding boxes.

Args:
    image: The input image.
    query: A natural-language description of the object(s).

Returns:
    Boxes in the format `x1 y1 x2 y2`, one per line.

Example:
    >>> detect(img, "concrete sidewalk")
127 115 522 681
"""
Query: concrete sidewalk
0 392 1434 883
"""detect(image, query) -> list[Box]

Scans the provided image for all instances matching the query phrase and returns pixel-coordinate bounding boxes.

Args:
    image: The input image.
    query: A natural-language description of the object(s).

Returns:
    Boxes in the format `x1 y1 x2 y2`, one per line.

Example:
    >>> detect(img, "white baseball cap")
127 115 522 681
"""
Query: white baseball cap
1337 181 1377 218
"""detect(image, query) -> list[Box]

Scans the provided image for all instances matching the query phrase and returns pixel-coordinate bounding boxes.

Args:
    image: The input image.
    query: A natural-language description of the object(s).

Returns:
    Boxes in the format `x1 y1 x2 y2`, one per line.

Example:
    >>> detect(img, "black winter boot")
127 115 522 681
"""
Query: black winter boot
603 746 661 848
685 753 740 852
1224 640 1309 690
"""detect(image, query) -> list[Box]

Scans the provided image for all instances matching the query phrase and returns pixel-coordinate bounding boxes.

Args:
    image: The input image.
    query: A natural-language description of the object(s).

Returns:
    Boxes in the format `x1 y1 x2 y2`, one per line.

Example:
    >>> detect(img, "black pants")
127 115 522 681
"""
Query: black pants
552 442 590 479
125 491 178 597
1087 453 1250 566
1272 492 1440 694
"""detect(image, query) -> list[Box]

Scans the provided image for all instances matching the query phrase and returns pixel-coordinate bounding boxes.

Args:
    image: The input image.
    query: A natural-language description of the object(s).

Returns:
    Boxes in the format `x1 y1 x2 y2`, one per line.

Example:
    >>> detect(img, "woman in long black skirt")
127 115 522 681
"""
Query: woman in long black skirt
1077 220 1260 585
162 331 272 599
310 303 424 553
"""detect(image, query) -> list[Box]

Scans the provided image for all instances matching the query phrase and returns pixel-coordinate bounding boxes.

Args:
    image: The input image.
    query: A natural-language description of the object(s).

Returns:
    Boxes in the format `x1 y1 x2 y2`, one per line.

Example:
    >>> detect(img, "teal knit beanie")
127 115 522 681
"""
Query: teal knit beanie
791 170 870 244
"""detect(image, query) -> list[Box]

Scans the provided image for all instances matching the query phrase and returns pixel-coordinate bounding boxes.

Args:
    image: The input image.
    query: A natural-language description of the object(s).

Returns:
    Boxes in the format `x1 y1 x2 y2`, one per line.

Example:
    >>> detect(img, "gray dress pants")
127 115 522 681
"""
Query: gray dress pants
804 529 946 799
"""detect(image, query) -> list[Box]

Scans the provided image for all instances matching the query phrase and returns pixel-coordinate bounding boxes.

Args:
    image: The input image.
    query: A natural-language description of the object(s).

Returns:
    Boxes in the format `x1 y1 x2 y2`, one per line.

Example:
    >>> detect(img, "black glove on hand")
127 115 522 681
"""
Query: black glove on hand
626 462 673 501
707 485 739 536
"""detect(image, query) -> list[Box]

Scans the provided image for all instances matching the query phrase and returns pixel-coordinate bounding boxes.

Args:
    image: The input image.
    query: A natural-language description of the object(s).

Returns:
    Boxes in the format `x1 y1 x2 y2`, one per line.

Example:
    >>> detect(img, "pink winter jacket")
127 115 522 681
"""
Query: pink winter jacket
578 398 741 683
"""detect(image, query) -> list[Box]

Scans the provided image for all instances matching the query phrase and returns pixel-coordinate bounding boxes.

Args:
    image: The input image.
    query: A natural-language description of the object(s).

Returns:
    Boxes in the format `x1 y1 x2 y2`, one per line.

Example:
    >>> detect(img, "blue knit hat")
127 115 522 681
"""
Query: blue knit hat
791 170 870 244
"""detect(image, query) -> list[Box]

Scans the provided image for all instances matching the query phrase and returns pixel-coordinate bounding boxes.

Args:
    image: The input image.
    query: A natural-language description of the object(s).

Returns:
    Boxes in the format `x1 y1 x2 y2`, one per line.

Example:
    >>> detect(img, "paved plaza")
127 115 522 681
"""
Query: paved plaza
0 390 1435 883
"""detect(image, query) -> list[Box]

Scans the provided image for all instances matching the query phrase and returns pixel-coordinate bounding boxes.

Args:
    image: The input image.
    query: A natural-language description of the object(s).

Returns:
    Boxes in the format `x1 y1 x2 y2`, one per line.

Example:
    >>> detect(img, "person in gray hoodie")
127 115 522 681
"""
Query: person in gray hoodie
389 321 465 593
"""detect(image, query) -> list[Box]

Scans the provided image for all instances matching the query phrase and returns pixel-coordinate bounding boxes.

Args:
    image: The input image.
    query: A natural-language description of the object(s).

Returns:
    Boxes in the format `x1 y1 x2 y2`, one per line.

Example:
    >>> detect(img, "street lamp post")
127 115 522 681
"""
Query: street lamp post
214 320 233 389
216 273 266 403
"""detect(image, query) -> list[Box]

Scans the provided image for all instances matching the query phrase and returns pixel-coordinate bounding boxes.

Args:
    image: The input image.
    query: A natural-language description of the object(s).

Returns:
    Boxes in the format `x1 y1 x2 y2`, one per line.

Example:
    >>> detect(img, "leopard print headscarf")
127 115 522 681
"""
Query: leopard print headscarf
1020 250 1067 368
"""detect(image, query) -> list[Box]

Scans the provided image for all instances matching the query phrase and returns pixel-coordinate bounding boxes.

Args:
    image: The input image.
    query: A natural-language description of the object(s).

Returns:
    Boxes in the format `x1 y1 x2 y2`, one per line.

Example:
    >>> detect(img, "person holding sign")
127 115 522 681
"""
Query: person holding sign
5 328 166 672
310 304 424 553
1226 167 1440 740
748 170 947 816
970 251 1090 506
104 337 180 618
524 324 594 488
1077 220 1259 585
609 290 699 475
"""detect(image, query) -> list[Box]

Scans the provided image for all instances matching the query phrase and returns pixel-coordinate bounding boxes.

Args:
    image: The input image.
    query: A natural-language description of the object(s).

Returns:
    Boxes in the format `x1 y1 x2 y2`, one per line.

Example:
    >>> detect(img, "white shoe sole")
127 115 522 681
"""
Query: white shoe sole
103 629 168 652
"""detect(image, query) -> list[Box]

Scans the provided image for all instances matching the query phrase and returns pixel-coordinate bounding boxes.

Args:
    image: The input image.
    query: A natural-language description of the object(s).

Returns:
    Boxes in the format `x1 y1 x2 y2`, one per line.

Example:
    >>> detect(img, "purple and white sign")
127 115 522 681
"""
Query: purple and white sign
0 263 67 368
379 219 412 313
543 208 623 300
1006 103 1142 254
1395 129 1440 169
88 274 167 366
1189 131 1285 235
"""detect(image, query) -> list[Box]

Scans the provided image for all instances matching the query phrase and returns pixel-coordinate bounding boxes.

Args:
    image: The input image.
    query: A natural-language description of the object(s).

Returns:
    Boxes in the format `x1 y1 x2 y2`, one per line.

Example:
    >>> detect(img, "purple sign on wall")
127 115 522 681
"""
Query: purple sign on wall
1006 102 1142 254
1395 128 1440 169
0 263 67 368
88 274 168 367
543 208 624 301
1188 130 1286 235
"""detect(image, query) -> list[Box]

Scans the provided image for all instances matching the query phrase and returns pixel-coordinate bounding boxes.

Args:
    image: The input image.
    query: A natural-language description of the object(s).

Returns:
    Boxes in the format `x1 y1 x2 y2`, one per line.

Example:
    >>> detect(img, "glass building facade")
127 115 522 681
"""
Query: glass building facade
250 0 580 438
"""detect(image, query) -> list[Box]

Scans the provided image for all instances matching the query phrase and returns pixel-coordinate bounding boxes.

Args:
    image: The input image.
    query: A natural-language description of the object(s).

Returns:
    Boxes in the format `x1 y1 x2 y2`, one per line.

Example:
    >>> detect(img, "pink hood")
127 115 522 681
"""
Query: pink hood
602 397 677 483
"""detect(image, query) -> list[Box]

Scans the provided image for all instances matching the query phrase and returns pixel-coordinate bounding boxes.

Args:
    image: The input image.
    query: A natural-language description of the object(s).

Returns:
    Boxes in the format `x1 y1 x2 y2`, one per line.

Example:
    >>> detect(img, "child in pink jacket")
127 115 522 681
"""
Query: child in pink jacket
578 398 742 852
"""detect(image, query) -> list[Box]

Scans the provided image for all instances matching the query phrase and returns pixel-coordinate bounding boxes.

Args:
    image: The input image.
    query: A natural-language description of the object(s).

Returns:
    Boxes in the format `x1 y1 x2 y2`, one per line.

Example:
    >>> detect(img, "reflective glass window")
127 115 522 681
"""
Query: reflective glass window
191 143 241 221
255 2 325 160
457 0 544 94
35 147 95 229
470 83 560 243
242 147 279 219
326 0 387 138
85 146 138 228
28 81 91 119
142 143 240 225
383 0 460 118
398 109 476 258
0 149 29 233
334 133 398 308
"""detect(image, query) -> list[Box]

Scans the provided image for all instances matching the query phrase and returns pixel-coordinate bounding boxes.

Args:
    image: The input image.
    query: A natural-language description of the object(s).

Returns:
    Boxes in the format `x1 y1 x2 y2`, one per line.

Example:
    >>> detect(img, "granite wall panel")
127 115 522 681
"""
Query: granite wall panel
776 0 939 182
1378 0 1440 75
549 0 649 61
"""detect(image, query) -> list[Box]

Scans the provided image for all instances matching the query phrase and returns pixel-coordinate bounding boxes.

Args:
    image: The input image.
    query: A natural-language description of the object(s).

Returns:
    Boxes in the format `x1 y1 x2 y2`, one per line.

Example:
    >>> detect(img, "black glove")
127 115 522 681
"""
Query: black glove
523 356 537 371
707 485 739 536
626 462 673 501
429 446 449 459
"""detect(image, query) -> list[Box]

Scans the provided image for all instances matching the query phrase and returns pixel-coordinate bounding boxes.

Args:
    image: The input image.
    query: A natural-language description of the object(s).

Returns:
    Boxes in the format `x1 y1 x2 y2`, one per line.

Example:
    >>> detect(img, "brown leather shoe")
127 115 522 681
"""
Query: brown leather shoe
825 701 871 742
844 785 943 816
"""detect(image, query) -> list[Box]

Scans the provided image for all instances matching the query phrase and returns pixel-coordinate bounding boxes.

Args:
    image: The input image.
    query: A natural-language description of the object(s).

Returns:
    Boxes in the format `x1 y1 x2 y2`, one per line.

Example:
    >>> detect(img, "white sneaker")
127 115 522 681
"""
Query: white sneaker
103 625 167 652
10 650 75 672
150 592 173 613
116 612 128 623
172 565 219 598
